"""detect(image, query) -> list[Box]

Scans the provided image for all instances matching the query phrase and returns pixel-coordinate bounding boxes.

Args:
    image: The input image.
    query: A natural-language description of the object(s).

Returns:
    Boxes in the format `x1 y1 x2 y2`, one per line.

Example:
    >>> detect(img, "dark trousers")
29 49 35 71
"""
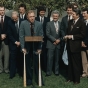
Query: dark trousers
41 40 47 72
9 47 23 77
46 48 60 75
25 51 40 85
67 49 81 83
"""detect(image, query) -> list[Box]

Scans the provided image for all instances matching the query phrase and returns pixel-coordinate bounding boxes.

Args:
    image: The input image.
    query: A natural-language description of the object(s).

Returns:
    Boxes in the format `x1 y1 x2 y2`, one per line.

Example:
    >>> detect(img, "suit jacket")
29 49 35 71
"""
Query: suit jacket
0 15 11 44
60 15 68 35
82 23 88 50
35 16 50 38
46 21 65 49
19 20 43 51
8 18 23 51
0 15 11 50
67 18 86 53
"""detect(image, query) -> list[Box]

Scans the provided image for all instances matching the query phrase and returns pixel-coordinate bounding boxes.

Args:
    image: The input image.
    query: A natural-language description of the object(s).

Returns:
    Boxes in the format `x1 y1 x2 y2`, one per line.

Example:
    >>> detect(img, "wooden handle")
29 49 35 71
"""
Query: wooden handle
24 53 26 87
39 53 42 87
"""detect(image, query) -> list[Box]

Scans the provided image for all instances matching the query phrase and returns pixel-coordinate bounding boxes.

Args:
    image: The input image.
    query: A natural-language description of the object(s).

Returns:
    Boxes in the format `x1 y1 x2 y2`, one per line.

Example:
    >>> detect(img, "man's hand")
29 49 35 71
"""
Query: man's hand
15 41 20 47
67 35 73 39
1 34 6 40
37 49 42 54
82 41 87 47
22 49 27 54
63 35 68 40
53 42 57 45
55 39 60 44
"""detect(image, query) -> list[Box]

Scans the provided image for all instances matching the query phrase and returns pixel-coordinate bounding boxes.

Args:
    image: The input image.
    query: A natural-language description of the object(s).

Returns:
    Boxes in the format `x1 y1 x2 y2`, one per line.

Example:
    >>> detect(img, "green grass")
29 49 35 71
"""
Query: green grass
0 71 88 88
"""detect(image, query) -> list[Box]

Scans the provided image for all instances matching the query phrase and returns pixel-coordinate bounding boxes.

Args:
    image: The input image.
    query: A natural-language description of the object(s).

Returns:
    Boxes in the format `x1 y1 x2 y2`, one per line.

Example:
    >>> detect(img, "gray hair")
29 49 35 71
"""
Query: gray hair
51 10 59 16
11 11 19 17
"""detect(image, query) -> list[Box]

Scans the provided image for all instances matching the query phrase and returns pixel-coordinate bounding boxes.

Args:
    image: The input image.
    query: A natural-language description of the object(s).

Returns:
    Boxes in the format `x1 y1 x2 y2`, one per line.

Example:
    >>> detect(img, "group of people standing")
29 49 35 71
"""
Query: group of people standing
0 2 88 86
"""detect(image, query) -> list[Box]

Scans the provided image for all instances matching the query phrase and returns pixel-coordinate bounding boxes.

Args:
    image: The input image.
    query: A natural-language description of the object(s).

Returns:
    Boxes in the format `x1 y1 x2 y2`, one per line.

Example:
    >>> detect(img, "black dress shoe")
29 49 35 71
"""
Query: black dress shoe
9 76 14 79
74 82 80 85
45 74 51 77
27 83 32 86
55 74 59 76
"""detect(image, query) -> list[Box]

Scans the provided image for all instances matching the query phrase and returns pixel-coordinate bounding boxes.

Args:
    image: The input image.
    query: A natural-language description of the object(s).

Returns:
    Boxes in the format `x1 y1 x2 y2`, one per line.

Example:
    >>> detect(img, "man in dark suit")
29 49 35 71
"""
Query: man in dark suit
8 11 23 78
19 4 27 20
46 10 65 76
35 7 50 72
60 5 73 71
81 8 88 77
61 5 73 35
64 9 86 84
0 5 10 74
19 10 43 86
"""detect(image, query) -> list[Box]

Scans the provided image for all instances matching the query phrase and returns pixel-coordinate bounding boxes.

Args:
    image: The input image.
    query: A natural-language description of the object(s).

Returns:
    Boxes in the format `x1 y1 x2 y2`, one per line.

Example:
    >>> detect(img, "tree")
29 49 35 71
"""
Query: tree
0 0 88 16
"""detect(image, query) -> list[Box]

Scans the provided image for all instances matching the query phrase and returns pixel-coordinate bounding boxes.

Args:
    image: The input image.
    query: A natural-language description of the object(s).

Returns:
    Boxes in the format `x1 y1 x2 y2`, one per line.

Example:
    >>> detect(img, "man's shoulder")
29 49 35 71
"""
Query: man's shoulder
5 15 11 20
62 15 68 20
35 20 42 25
21 20 28 24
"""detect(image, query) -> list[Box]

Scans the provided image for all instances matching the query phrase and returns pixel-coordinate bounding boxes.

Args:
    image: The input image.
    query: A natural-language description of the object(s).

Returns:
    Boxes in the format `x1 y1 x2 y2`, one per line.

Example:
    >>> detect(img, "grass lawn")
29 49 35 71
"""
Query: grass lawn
0 71 88 88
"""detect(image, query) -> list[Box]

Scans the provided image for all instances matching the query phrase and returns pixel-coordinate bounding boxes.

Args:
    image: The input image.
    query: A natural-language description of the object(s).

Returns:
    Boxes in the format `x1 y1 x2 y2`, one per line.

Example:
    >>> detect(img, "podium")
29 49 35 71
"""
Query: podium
23 36 43 87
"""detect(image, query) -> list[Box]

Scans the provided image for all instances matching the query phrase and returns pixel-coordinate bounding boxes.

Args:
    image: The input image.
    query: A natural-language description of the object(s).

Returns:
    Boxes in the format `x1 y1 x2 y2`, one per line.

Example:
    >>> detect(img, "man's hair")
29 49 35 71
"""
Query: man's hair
73 9 81 16
82 8 88 14
12 11 19 17
51 10 59 16
72 3 78 8
19 4 26 9
0 4 5 9
38 6 46 13
66 4 73 10
27 10 35 15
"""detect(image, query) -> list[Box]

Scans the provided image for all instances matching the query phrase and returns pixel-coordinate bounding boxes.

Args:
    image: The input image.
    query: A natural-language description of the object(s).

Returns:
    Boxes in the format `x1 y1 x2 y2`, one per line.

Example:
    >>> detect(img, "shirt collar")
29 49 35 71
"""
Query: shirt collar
74 18 79 23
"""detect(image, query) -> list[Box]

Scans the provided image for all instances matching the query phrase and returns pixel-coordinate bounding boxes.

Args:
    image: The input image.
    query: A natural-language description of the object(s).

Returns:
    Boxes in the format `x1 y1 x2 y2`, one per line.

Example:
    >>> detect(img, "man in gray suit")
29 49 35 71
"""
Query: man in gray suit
19 10 43 86
46 10 65 76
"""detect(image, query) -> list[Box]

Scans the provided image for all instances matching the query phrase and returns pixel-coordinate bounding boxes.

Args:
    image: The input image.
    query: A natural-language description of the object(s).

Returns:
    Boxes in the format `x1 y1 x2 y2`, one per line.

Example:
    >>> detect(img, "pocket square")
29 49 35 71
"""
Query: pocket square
76 27 79 28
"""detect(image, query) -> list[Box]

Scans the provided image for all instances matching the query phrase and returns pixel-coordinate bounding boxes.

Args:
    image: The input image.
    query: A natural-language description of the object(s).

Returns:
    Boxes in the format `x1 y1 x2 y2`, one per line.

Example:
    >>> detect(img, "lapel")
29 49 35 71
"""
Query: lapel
33 20 37 35
37 17 40 21
51 21 56 33
3 16 7 28
65 15 68 26
71 18 80 31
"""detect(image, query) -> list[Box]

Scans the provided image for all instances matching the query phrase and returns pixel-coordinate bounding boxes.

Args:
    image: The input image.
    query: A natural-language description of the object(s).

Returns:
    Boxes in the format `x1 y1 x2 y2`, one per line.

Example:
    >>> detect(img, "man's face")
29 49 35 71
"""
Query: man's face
72 11 79 20
82 11 88 20
19 7 26 15
52 13 59 22
27 12 35 23
39 11 45 17
67 8 73 16
0 7 5 16
12 15 19 22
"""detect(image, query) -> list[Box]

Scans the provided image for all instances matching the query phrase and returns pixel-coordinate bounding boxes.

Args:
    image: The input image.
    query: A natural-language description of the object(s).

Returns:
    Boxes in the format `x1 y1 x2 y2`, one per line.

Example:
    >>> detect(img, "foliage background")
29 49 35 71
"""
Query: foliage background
0 0 88 17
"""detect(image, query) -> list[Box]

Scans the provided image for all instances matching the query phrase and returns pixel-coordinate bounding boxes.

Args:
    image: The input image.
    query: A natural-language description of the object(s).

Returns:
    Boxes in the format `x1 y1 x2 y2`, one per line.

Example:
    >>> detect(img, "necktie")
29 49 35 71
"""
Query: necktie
71 20 75 30
68 15 70 21
30 23 34 36
73 20 75 25
85 20 88 26
41 17 43 23
15 22 19 33
1 16 3 29
22 15 23 19
55 22 58 34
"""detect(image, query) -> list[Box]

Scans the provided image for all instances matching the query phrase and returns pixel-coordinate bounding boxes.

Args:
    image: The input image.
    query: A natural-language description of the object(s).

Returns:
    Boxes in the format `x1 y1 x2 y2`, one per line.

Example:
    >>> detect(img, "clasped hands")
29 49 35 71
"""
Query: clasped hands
63 35 73 40
1 34 6 40
82 41 87 47
15 41 20 47
53 39 60 45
